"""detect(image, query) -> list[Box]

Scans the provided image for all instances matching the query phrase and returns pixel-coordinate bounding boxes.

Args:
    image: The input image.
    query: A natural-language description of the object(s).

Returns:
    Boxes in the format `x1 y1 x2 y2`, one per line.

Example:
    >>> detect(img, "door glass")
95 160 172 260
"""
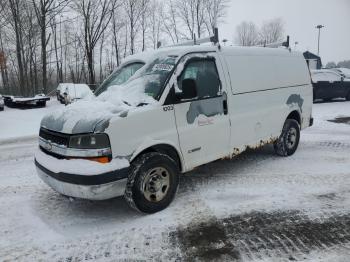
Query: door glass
178 59 221 99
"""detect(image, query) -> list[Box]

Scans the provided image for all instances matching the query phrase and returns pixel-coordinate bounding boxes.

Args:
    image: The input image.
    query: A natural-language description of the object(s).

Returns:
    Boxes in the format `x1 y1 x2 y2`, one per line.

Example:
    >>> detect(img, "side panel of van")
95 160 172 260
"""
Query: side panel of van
221 52 312 154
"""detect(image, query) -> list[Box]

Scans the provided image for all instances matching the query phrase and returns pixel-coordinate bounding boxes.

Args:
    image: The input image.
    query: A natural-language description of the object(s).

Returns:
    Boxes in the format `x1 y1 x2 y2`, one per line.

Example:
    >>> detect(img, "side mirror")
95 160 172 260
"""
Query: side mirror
177 79 197 100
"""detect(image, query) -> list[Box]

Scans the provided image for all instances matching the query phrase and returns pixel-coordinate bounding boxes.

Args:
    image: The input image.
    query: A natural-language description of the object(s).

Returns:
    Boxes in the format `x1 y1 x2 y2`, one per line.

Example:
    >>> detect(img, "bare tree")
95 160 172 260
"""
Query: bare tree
235 21 259 46
161 0 179 44
149 0 163 49
259 18 285 45
8 0 26 94
32 0 69 93
73 0 117 85
204 0 229 35
140 0 150 51
124 0 144 54
111 6 124 66
50 16 63 84
176 0 196 39
0 0 10 93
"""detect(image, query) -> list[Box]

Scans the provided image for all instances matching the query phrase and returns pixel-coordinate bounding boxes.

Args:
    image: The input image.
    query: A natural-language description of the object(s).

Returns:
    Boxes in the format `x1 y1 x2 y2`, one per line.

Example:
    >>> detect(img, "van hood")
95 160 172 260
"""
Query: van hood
41 82 158 134
41 100 128 134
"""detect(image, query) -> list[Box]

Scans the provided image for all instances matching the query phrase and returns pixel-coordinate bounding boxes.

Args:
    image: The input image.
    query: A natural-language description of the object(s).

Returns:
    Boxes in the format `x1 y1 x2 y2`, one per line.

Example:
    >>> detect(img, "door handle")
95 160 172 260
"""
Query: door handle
223 99 228 115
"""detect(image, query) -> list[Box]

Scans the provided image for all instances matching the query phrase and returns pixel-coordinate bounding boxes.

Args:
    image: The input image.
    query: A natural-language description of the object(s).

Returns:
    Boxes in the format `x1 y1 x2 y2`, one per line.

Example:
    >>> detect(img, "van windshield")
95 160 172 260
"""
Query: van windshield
95 62 145 96
95 56 176 100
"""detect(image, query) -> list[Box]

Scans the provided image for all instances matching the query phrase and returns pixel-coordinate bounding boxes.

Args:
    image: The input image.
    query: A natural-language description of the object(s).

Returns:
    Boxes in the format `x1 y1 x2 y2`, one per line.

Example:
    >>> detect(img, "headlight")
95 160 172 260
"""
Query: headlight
69 133 110 149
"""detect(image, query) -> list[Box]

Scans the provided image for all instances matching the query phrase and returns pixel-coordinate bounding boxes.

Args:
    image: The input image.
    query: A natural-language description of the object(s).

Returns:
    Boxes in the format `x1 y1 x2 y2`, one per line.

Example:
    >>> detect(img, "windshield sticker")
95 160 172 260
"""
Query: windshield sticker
152 64 174 72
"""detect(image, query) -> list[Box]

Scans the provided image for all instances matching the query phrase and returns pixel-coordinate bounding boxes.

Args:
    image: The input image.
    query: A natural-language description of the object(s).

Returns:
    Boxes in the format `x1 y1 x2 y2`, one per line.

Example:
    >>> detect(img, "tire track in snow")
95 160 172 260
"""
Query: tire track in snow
172 210 350 261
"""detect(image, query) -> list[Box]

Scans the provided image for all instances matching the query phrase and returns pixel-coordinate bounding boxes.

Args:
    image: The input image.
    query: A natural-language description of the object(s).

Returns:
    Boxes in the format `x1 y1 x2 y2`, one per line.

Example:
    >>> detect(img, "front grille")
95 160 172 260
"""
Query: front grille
39 128 70 147
39 146 66 159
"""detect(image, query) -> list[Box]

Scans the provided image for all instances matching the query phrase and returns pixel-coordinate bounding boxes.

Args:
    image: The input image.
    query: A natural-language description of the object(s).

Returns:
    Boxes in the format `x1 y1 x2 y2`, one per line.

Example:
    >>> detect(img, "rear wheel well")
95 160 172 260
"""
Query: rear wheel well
133 144 182 171
287 110 301 125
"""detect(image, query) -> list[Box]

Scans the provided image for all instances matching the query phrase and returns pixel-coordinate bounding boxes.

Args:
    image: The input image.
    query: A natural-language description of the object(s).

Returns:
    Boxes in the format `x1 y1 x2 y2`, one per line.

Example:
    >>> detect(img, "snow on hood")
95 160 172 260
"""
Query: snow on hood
41 79 157 134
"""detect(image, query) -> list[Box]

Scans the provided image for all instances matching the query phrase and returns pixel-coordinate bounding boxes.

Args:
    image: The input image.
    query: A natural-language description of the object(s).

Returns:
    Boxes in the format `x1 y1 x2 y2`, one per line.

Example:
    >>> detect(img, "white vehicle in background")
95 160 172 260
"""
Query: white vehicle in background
330 68 350 79
311 69 345 83
0 94 4 111
35 39 313 214
56 83 93 104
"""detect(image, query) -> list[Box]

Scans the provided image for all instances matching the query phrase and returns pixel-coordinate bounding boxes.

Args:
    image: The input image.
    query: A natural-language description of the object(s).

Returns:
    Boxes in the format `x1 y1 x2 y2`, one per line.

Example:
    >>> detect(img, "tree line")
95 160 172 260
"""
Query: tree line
0 0 229 96
234 18 285 47
326 60 350 69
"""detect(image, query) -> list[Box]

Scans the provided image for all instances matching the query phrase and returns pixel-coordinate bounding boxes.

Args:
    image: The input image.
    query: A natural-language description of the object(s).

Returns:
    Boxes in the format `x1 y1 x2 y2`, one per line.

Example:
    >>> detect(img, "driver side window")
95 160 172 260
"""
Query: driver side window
178 59 221 99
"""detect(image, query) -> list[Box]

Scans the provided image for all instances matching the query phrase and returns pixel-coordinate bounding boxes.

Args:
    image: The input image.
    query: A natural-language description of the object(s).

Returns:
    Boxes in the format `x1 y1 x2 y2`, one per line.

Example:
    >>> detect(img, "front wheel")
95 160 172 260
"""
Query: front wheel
346 92 350 101
274 119 300 156
124 152 179 214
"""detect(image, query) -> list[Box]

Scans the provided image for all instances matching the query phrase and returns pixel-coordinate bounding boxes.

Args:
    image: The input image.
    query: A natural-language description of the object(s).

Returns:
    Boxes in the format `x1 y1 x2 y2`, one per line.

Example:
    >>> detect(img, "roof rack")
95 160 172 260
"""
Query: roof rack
158 28 219 48
260 35 290 49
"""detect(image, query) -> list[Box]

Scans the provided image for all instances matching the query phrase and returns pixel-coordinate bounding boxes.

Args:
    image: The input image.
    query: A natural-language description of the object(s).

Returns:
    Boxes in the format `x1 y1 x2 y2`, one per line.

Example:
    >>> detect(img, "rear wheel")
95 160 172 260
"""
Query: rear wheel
274 119 300 156
124 152 179 213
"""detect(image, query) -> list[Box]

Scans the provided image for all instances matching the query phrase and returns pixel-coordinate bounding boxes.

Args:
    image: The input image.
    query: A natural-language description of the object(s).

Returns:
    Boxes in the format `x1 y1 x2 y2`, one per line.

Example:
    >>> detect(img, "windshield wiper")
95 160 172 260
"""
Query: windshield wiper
122 100 131 106
137 102 149 107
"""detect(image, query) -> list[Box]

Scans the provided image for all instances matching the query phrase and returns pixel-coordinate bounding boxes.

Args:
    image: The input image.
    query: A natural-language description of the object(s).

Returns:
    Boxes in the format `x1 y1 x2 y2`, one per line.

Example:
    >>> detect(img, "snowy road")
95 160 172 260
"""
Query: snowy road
1 101 350 261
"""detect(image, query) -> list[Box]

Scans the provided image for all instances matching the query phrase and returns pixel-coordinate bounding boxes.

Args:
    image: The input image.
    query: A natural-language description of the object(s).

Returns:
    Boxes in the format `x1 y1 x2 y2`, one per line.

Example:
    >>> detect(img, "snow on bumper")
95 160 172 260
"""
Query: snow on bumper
35 150 130 200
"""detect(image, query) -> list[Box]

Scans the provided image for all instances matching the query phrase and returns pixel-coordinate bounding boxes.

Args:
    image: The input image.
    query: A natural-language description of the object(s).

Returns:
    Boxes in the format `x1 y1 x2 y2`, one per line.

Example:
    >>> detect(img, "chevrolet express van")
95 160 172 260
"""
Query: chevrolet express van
35 45 313 213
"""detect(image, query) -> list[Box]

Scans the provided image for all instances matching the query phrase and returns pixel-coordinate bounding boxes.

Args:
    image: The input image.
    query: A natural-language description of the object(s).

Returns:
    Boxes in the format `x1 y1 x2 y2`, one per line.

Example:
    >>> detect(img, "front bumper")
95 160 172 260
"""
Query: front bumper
35 159 129 200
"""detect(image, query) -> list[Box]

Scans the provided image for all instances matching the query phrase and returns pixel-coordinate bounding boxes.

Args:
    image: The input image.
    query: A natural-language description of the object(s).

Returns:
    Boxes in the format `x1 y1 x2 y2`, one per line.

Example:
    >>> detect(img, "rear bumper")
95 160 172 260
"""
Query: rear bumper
35 159 129 200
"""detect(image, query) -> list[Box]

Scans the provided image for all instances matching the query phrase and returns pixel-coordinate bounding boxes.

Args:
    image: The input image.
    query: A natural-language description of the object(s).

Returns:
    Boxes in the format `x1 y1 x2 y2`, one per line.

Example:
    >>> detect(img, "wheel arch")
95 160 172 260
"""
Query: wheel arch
130 142 184 172
286 110 301 126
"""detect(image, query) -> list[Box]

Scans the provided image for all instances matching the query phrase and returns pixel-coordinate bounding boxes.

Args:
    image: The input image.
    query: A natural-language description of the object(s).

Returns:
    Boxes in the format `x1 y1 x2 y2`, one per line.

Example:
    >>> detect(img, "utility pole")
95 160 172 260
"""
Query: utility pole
316 25 324 56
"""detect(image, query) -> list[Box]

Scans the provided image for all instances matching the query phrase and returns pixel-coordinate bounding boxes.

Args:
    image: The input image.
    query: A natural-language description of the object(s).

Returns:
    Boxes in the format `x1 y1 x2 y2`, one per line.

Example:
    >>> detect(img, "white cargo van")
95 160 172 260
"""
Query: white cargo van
35 44 313 213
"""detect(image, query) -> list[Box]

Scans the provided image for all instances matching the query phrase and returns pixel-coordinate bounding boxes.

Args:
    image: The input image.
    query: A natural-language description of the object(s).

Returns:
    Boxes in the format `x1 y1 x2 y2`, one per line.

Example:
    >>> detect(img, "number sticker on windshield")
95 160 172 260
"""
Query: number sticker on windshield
152 64 174 72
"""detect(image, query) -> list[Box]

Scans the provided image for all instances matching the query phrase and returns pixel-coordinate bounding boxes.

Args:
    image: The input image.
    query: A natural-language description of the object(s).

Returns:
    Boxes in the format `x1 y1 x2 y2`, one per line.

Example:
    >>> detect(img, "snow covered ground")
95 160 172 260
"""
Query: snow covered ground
0 100 350 261
0 99 62 142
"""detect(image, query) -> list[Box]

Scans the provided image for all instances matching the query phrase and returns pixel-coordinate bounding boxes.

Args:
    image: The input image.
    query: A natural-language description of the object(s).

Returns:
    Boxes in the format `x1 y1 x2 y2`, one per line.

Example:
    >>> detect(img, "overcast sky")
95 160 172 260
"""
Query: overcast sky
220 0 350 64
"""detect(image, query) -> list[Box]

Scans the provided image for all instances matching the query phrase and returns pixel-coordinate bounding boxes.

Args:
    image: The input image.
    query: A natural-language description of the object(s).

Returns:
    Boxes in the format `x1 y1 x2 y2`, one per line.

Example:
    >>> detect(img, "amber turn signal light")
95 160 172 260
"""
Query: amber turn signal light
87 156 110 164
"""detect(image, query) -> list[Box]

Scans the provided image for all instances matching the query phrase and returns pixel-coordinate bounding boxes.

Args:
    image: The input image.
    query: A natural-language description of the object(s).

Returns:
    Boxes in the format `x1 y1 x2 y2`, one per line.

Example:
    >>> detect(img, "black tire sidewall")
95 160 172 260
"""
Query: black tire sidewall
346 92 350 101
282 119 300 156
131 153 179 213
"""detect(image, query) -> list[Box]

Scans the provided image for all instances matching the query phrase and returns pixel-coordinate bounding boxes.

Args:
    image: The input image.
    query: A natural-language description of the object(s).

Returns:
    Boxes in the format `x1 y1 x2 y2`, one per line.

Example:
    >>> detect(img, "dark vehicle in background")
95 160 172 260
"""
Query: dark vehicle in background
311 69 350 102
0 95 4 111
3 94 50 108
330 68 350 79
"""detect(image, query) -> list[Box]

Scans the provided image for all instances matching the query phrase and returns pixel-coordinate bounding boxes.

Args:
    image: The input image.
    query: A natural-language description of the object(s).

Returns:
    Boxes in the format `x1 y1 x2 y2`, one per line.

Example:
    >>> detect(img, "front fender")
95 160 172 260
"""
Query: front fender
130 139 185 172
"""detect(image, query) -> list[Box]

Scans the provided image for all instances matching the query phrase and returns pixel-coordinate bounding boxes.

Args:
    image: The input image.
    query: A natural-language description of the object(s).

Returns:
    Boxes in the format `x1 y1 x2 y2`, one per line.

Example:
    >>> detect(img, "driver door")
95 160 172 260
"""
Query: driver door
171 54 230 170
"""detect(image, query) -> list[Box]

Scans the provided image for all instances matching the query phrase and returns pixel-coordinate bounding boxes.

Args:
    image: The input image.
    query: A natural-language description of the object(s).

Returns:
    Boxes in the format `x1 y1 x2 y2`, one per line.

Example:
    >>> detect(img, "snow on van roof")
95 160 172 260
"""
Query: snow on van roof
122 45 300 66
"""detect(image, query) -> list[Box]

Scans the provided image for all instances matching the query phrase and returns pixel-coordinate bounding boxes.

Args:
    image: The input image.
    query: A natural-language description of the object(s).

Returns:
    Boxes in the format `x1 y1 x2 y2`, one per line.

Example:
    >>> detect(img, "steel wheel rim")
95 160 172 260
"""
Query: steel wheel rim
286 127 297 149
142 167 170 202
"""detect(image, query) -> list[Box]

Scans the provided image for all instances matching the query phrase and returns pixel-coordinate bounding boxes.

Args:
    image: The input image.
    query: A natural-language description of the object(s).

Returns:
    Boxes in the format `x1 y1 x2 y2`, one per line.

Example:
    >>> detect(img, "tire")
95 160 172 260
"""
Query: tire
274 119 300 157
124 152 179 214
36 101 46 107
346 92 350 101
